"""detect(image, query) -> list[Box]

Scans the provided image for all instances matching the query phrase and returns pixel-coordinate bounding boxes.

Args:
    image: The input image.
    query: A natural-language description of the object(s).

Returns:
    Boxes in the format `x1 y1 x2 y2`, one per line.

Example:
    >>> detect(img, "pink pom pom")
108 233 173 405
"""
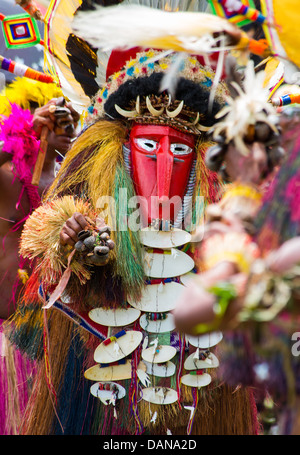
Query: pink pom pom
0 103 40 183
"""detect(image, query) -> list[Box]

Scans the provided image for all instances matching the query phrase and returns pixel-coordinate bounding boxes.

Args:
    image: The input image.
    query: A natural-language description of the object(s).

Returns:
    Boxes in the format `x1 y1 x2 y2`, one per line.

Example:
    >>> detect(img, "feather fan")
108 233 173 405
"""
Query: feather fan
44 0 96 112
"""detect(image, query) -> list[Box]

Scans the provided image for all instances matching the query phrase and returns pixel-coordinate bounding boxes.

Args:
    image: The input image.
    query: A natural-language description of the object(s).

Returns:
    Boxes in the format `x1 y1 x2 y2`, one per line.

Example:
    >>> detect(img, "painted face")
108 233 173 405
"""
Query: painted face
129 124 196 227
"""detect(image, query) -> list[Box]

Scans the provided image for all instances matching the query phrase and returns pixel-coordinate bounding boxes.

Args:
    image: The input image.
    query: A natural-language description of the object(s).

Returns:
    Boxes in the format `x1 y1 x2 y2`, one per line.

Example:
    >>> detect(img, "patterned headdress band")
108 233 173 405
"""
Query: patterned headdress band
114 94 210 135
87 49 228 134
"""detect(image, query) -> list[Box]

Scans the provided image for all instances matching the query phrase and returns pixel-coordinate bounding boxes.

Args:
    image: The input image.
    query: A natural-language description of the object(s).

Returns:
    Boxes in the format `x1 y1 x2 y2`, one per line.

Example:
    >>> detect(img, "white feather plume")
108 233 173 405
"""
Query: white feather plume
213 60 278 155
72 3 241 55
159 52 186 98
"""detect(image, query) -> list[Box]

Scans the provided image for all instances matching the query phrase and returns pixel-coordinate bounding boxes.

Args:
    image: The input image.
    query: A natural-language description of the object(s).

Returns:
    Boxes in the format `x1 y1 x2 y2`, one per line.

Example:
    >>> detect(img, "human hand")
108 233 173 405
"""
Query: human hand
60 213 115 266
173 266 246 335
32 99 57 137
60 212 89 247
266 237 300 274
32 97 80 139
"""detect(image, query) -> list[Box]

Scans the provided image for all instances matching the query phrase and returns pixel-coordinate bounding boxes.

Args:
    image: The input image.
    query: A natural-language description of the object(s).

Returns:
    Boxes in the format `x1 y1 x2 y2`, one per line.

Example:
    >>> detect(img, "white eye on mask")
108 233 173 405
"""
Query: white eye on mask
170 143 193 156
135 138 158 152
135 138 192 156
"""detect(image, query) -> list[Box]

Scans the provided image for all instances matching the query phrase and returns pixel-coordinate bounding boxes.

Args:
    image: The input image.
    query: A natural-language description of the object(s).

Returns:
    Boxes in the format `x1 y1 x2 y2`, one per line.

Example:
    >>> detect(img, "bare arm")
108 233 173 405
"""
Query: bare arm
0 140 11 167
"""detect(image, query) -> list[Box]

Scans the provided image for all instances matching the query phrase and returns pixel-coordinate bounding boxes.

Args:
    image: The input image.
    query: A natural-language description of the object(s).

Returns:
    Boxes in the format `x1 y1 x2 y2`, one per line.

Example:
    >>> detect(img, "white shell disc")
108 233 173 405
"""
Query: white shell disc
84 360 146 382
139 313 175 333
141 387 178 405
141 345 177 364
128 281 185 313
186 331 223 348
180 272 196 286
88 307 141 327
90 382 126 402
139 228 191 249
94 330 143 364
144 360 176 378
181 373 211 388
143 248 194 278
184 352 219 370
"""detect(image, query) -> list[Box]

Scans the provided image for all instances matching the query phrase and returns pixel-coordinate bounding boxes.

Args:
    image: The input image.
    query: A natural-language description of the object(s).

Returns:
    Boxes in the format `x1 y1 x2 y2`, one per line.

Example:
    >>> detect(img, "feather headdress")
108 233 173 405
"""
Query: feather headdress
87 48 228 132
43 0 259 112
72 3 244 55
211 59 278 155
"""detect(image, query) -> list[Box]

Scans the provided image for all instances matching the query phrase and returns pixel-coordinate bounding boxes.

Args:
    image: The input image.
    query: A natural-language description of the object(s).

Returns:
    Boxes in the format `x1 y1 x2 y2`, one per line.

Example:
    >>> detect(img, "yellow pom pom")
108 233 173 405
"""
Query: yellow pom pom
18 268 29 285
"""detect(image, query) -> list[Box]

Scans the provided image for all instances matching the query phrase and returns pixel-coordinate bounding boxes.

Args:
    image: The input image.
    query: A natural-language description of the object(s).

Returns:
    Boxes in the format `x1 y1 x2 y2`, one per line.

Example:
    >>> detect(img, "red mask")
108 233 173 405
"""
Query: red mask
129 124 196 227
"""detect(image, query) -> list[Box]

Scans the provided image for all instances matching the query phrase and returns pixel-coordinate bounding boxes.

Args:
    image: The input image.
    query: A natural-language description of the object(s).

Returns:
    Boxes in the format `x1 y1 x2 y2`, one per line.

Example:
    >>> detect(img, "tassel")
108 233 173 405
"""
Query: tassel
0 323 36 435
129 335 144 435
43 250 76 310
19 310 73 434
181 383 259 435
6 304 44 361
185 388 198 435
42 311 64 434
176 334 185 408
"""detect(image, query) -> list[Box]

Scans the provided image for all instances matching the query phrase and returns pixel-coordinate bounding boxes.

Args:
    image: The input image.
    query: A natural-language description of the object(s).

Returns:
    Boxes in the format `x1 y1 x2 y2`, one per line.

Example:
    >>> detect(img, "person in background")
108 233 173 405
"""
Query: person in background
0 77 79 434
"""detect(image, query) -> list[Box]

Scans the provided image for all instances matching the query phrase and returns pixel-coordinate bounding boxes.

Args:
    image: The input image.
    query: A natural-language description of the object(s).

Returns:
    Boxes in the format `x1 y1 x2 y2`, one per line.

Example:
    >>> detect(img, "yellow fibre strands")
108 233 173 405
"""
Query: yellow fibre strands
46 120 128 209
20 196 96 286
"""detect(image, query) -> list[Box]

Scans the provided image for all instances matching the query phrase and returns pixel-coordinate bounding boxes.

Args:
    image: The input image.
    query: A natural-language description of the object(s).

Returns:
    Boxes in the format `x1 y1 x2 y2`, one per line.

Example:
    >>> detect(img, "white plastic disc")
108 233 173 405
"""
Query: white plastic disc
90 382 126 403
186 331 223 348
139 312 175 333
141 345 177 364
128 281 185 313
144 360 176 378
84 360 146 382
141 387 178 405
181 372 211 388
94 330 143 364
143 248 194 278
184 352 219 370
139 228 191 249
88 307 141 327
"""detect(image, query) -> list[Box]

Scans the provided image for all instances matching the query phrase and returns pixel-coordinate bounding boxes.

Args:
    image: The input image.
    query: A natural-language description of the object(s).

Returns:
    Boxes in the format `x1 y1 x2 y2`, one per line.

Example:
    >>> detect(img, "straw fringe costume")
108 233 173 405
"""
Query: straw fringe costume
7 0 300 437
6 47 260 435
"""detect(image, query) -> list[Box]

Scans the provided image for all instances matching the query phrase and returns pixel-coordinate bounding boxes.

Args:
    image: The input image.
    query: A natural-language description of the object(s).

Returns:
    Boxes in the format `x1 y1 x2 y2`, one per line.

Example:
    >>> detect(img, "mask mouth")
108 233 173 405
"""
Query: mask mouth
150 218 173 232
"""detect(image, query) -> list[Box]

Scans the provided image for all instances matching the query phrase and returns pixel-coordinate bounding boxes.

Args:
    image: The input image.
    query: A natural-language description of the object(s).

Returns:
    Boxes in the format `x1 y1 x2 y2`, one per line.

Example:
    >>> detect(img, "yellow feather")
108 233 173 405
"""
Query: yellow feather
0 77 63 116
46 120 127 207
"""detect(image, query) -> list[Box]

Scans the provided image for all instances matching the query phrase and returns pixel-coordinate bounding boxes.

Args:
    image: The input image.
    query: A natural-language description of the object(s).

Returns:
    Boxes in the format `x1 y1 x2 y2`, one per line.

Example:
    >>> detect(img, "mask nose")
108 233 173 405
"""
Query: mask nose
156 135 174 204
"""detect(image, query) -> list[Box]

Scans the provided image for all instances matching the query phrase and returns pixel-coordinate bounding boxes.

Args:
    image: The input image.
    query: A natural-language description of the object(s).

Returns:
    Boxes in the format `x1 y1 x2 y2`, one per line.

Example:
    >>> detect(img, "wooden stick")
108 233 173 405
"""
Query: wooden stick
31 125 49 186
